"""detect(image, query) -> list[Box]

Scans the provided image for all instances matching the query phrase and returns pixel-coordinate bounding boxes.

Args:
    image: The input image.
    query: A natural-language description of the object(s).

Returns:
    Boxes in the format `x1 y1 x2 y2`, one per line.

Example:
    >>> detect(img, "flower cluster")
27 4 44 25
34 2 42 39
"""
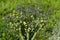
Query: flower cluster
3 4 53 40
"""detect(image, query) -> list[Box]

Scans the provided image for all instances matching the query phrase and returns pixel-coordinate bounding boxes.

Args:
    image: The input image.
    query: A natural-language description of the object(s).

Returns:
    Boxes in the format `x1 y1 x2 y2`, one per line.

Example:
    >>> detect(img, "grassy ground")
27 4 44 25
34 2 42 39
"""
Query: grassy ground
0 0 60 40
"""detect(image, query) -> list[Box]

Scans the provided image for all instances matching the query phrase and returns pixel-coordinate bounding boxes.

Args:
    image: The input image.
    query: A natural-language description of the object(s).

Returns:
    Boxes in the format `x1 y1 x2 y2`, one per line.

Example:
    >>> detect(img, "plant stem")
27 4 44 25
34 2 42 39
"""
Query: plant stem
19 28 24 40
31 26 42 40
27 32 29 40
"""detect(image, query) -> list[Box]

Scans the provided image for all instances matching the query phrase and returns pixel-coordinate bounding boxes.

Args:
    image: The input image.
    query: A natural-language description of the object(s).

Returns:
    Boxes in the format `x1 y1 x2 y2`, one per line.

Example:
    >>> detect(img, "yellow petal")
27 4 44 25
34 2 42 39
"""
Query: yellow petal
23 22 26 25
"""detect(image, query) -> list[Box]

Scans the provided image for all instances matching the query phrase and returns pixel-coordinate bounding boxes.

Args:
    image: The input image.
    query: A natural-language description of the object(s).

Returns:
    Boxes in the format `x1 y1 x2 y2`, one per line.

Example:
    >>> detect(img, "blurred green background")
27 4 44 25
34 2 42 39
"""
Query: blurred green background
0 0 60 40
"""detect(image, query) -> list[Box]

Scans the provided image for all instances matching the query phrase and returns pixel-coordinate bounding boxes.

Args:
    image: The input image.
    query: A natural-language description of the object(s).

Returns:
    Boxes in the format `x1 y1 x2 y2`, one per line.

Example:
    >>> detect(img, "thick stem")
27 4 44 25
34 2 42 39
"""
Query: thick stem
31 27 41 40
27 32 29 40
19 28 24 40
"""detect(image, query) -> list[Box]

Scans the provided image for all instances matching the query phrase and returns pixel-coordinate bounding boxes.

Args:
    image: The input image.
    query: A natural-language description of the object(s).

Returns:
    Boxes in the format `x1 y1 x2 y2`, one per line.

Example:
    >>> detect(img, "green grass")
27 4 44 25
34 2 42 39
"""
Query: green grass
0 0 60 40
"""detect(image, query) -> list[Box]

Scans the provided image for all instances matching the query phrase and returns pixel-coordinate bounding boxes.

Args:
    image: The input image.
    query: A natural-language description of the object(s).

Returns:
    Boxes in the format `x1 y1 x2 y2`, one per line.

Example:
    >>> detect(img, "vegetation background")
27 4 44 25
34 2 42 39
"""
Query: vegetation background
0 0 60 40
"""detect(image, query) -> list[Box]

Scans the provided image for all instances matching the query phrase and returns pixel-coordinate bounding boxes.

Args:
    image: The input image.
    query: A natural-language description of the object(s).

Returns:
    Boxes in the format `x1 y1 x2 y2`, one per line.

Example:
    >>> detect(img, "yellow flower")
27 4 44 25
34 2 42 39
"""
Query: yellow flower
15 23 19 27
20 21 22 23
25 25 27 26
16 29 19 30
9 22 12 25
28 27 31 32
31 15 34 19
16 16 18 18
2 17 4 19
23 22 26 25
25 28 27 31
31 15 33 17
10 24 13 28
41 19 44 22
12 13 15 16
28 27 31 30
19 28 21 30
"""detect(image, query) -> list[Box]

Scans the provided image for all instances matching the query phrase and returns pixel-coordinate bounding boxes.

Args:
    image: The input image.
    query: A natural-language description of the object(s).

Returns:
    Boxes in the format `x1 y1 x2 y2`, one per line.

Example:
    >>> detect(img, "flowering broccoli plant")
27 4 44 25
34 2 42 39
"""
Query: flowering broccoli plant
3 3 54 40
